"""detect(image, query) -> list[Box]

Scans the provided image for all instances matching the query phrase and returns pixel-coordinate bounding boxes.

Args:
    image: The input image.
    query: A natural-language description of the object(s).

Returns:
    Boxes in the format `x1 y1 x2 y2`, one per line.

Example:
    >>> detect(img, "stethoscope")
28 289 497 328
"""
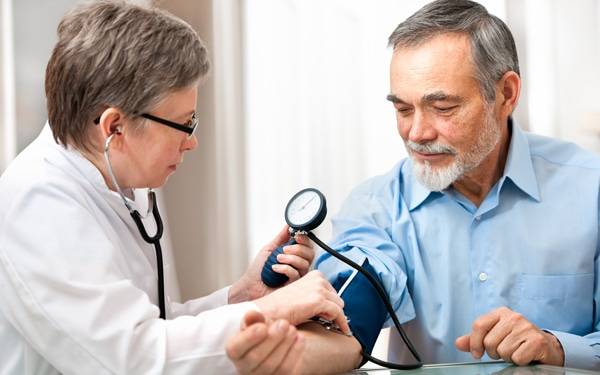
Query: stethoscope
104 132 166 319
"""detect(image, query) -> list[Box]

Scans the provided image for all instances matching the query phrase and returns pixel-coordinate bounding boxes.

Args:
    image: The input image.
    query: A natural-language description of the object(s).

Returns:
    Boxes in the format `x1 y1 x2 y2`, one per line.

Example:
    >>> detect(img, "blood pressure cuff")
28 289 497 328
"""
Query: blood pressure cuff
331 258 388 355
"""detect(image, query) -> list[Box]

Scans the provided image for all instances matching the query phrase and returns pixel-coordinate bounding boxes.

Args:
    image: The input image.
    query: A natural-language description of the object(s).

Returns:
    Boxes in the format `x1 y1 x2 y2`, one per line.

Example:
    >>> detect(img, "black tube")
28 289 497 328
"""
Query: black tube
153 240 166 320
308 232 422 370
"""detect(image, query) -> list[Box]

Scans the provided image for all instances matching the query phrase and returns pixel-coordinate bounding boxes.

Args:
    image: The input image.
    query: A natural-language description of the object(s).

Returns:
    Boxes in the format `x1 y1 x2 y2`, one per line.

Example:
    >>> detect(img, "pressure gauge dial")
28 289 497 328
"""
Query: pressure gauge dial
261 188 327 288
285 188 327 232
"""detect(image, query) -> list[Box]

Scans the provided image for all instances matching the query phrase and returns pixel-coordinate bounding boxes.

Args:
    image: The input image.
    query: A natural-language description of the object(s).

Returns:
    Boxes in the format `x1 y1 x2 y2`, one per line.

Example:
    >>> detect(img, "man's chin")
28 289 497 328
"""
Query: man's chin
412 159 461 191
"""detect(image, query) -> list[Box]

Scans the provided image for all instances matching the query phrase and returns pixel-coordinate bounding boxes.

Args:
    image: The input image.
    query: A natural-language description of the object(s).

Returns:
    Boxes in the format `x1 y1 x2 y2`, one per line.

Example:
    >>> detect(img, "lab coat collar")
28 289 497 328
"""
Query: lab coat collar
40 123 152 215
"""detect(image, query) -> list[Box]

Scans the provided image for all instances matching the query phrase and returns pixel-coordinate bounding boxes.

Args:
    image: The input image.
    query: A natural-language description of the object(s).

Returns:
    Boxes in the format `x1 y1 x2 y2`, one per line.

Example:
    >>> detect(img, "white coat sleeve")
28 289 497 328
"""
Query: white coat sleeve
0 182 254 374
170 287 232 317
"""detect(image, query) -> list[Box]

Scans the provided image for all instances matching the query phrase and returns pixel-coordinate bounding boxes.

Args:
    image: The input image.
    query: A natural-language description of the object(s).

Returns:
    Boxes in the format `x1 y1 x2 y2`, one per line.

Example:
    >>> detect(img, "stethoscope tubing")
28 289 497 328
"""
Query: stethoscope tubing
104 133 166 319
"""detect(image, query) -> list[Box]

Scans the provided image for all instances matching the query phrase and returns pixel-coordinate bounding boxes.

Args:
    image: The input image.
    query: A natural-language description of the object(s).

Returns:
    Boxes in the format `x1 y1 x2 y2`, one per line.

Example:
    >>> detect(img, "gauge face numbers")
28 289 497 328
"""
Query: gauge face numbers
285 188 326 231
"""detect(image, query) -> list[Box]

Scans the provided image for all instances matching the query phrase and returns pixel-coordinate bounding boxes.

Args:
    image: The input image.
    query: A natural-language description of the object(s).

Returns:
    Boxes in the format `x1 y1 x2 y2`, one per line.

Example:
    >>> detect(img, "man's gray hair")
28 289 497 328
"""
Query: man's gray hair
388 0 519 103
45 0 209 151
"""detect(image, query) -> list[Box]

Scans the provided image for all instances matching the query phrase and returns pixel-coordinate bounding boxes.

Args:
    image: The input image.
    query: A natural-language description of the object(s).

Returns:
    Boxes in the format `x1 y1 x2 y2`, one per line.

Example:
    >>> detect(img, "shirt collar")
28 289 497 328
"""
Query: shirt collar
405 117 540 211
502 118 541 202
404 161 442 211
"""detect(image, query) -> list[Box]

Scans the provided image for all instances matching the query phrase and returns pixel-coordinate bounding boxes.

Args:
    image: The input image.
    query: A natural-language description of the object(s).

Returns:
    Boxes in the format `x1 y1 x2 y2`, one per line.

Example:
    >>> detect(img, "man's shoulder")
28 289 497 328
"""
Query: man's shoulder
526 132 600 170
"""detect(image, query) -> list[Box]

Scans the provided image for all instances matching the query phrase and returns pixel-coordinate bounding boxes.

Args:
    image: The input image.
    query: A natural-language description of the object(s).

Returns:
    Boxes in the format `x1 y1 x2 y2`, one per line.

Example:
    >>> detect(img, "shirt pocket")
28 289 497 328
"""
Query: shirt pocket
513 273 594 335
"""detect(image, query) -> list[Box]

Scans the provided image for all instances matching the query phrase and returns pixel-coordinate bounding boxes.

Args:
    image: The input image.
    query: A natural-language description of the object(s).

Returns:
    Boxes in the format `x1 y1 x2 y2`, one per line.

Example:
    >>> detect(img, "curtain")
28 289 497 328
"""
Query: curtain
508 0 600 150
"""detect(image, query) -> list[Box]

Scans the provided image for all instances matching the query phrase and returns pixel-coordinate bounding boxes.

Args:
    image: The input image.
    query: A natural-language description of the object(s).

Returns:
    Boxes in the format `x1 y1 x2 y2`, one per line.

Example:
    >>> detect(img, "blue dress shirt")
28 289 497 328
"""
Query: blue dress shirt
316 121 600 370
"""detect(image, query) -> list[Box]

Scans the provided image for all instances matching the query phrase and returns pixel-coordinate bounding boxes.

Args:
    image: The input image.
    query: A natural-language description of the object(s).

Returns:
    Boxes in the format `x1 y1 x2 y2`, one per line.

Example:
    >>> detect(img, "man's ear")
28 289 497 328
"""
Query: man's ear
496 71 521 118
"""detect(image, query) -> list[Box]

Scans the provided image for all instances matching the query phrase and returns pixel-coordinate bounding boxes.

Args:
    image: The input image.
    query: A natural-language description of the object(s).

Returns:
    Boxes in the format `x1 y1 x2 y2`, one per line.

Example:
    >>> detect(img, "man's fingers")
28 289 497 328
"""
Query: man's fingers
510 339 537 366
226 323 268 360
469 312 501 358
482 318 513 359
455 335 470 352
496 335 526 363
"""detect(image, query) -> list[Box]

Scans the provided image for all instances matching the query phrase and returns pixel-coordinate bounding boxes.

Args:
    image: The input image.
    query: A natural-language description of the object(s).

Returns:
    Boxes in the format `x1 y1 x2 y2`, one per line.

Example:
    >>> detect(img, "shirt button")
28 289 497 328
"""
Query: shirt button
478 272 488 282
475 216 481 221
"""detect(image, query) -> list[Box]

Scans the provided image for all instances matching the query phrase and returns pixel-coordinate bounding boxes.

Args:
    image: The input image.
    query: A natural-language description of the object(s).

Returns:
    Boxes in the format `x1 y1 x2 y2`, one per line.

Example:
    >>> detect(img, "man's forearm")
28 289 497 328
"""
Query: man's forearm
297 322 363 374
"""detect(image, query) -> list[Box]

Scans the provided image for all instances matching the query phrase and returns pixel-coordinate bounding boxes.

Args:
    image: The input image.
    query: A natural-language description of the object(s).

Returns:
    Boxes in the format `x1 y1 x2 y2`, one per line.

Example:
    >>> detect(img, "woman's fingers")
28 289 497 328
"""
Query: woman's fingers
252 324 298 374
226 323 268 361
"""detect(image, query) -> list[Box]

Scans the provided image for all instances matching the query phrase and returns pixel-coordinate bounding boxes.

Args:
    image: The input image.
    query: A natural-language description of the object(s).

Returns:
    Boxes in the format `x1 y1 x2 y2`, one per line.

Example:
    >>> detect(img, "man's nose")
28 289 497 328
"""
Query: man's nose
408 111 436 144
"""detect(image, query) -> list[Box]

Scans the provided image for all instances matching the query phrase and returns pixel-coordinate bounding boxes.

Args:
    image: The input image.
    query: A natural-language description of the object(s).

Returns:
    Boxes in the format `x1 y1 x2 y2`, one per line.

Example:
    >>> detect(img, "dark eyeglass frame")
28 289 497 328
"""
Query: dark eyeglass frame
94 112 198 138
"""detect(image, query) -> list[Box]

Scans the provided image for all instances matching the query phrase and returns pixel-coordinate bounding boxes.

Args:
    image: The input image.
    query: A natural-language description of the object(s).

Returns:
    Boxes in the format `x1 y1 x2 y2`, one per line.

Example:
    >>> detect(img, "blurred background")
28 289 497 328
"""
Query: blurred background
1 0 600 361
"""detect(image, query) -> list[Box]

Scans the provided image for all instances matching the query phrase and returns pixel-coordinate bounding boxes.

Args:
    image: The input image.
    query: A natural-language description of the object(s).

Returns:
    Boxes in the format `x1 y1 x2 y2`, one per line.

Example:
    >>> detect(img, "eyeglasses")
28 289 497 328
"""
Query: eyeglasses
140 113 198 139
94 112 198 139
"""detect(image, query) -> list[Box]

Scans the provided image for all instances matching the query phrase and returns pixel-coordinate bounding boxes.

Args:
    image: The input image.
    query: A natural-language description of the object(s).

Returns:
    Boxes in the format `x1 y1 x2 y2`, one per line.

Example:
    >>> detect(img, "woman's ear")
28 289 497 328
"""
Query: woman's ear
97 108 125 138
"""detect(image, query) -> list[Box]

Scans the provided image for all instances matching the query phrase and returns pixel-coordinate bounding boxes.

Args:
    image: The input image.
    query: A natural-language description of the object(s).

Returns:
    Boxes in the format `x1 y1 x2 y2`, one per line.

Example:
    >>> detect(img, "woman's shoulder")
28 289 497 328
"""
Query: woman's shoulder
0 137 97 221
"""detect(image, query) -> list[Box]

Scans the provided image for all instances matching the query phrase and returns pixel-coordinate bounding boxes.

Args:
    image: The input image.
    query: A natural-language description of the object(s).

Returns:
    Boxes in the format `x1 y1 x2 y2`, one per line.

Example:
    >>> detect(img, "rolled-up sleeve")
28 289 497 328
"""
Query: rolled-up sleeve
316 183 416 333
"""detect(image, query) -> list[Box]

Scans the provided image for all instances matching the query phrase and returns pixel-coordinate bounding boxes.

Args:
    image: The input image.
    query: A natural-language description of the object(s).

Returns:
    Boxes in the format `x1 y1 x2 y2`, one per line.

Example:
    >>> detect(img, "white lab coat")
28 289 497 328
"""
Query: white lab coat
0 124 255 374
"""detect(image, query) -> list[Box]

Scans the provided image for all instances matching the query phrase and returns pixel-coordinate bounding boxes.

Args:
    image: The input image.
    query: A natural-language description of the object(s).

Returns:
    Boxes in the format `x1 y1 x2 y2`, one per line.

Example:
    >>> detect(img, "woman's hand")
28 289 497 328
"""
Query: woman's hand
254 270 350 335
229 226 315 303
226 310 305 375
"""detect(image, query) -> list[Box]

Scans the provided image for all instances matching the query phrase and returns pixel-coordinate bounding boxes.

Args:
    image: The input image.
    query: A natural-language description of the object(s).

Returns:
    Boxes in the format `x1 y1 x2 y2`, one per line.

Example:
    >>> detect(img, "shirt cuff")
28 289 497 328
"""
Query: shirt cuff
546 330 598 370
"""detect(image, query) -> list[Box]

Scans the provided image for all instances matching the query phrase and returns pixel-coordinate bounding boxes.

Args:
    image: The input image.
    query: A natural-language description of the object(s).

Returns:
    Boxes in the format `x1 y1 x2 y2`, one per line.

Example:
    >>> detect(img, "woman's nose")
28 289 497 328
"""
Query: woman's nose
182 133 198 151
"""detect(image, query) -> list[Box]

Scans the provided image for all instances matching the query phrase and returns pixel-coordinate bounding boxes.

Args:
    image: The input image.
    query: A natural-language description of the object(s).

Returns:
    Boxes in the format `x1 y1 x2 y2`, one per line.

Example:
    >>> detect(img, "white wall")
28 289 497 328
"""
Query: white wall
160 0 250 300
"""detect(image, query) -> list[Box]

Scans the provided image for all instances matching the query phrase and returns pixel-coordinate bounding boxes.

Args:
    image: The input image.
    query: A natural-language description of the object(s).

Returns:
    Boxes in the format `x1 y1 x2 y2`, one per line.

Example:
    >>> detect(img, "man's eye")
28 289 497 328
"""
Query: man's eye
435 106 458 113
397 108 413 115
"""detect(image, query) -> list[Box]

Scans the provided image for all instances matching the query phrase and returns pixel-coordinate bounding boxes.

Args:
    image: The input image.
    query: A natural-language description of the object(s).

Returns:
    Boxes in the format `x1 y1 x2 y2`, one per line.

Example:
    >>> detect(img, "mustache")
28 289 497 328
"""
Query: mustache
405 141 456 155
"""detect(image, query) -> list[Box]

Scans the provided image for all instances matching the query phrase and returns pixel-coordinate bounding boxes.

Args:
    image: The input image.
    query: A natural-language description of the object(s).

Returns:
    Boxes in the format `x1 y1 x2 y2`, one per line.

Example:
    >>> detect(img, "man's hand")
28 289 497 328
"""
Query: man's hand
255 270 350 335
229 226 314 303
455 306 564 366
226 310 305 375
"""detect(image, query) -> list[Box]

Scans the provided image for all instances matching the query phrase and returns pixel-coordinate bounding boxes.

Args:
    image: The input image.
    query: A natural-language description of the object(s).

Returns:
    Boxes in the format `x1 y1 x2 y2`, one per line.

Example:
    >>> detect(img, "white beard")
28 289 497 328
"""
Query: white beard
407 110 501 192
412 158 464 191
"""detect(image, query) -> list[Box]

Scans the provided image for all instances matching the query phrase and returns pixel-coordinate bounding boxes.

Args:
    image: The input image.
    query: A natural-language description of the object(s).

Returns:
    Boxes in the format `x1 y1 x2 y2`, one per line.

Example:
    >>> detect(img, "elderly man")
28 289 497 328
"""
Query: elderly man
227 0 599 373
314 0 600 371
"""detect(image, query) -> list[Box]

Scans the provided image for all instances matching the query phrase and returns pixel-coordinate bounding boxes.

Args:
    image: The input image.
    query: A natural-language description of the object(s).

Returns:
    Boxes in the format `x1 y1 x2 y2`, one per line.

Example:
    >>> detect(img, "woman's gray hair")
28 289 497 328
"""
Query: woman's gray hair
45 0 209 151
388 0 519 103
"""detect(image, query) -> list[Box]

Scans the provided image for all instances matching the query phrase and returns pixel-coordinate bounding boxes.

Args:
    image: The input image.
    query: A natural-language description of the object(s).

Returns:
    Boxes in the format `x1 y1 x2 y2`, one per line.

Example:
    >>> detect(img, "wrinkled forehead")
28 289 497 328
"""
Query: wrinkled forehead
389 33 480 100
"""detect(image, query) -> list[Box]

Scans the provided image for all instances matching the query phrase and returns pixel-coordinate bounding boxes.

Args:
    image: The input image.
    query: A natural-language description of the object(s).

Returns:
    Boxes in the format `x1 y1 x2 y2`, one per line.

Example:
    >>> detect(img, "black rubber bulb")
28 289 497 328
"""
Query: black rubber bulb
261 237 297 288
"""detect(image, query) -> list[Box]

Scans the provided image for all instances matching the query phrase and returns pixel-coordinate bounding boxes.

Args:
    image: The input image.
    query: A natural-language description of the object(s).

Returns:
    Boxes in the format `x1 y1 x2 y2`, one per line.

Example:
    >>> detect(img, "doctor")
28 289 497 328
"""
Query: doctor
0 1 348 374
